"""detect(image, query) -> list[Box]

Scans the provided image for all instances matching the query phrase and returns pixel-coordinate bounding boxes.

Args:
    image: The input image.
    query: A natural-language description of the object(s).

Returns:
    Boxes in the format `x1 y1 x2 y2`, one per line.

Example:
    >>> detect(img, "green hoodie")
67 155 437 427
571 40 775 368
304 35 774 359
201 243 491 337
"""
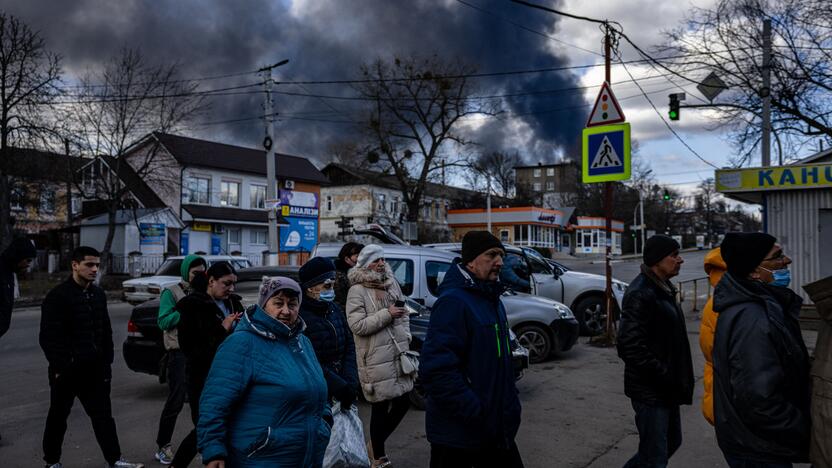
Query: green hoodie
157 254 204 331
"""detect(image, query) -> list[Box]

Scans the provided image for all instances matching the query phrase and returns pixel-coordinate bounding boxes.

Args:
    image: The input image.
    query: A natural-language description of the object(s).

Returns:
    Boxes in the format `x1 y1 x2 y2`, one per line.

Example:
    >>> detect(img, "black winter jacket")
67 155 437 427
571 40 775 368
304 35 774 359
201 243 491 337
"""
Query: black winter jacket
712 272 810 463
39 278 114 375
0 238 36 338
617 266 694 406
334 259 352 311
299 296 359 399
176 292 243 387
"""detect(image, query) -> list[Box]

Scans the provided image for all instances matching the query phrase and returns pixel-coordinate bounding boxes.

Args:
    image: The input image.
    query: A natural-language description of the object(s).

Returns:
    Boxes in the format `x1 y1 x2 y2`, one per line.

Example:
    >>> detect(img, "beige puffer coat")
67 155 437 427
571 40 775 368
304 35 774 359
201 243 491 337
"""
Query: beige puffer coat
346 265 414 403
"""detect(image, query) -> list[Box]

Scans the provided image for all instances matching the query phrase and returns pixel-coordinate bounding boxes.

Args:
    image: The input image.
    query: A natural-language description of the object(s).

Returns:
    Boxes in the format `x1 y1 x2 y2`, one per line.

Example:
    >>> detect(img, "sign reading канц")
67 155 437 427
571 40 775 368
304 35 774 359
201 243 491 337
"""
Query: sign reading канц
715 163 832 193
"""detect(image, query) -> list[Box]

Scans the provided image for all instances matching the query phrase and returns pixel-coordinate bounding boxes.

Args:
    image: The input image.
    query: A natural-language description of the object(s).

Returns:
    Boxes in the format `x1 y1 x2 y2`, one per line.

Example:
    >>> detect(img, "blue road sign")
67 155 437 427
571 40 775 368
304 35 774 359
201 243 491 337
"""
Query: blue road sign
582 123 631 183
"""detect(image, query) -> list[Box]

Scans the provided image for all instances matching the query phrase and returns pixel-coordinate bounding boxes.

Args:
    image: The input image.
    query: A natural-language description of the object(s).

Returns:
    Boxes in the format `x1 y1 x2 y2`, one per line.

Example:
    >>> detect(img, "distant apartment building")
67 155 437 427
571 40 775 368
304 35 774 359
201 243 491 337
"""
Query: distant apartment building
514 161 580 207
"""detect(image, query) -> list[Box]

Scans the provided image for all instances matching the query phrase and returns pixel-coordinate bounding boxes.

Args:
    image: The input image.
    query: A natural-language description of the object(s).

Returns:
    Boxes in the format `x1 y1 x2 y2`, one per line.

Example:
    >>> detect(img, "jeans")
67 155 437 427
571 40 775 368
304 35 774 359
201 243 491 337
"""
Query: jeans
723 454 792 468
156 350 186 448
430 441 525 468
622 400 682 468
43 367 122 465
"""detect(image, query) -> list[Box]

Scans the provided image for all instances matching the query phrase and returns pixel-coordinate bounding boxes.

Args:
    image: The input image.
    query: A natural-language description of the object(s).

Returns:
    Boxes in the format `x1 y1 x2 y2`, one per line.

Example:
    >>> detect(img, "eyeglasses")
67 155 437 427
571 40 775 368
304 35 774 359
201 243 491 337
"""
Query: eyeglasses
763 251 788 262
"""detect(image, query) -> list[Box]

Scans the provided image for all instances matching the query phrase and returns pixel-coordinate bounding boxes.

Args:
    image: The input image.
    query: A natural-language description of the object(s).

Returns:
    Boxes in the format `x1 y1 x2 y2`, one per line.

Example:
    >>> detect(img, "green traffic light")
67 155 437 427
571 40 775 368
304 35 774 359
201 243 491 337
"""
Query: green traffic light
668 110 678 120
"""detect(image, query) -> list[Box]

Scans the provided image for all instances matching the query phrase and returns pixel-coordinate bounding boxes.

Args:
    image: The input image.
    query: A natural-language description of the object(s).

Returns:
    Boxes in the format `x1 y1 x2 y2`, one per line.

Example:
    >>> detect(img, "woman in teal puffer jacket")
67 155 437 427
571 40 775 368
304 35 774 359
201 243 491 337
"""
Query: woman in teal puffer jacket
197 276 331 467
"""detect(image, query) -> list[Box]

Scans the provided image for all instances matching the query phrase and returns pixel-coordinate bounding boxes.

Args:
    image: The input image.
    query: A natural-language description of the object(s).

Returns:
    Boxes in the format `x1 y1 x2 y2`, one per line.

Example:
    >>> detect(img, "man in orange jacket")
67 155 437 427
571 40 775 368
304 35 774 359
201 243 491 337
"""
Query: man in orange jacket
699 247 726 426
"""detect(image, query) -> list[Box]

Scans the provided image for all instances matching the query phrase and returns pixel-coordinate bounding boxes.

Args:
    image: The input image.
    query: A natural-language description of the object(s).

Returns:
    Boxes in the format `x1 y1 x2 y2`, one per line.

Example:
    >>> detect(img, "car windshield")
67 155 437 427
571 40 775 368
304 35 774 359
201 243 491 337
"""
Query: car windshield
155 259 183 276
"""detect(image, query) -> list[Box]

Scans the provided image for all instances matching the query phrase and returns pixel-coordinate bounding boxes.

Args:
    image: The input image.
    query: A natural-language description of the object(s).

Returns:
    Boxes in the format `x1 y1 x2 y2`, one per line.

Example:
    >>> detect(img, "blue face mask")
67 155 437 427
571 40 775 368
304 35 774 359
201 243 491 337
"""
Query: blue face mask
762 267 791 288
319 289 335 302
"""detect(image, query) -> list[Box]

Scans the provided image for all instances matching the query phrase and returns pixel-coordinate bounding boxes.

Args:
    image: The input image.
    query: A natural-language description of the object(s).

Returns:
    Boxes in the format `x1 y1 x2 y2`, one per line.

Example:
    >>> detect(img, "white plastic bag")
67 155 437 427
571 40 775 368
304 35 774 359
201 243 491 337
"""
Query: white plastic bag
323 402 369 468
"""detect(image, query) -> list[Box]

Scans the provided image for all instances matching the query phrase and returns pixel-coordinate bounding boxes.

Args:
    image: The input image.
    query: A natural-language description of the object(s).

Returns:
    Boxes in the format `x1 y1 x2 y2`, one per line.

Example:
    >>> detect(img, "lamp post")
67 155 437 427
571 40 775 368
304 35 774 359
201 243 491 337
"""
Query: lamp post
260 59 289 266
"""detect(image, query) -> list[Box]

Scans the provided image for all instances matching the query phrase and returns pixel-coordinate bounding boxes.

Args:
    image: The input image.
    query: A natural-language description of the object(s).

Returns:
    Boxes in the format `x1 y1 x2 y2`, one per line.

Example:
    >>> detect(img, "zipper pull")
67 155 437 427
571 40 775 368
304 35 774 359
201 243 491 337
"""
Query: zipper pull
494 323 502 358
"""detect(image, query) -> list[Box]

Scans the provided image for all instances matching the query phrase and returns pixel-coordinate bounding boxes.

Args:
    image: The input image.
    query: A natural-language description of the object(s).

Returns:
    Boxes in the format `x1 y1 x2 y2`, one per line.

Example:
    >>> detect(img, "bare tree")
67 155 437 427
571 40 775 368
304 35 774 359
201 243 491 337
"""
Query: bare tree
694 178 718 243
467 150 519 198
356 55 496 230
659 0 832 165
0 13 61 248
71 48 206 277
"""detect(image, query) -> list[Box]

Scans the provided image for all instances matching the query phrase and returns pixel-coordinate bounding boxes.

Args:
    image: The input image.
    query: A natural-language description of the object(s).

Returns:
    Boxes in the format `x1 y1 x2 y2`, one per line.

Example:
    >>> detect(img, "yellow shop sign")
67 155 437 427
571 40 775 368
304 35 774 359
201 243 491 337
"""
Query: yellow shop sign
716 163 832 193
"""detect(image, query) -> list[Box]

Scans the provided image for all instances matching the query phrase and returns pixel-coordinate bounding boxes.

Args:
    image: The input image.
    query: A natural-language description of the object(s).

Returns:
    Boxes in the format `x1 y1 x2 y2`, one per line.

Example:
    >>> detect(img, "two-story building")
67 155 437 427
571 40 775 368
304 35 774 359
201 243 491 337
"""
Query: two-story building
124 133 328 265
319 163 502 243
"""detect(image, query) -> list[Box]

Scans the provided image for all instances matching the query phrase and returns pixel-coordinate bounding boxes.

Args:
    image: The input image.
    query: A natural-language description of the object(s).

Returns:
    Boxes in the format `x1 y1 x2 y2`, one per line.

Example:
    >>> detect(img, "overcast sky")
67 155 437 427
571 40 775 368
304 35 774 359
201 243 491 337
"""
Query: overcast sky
0 0 783 203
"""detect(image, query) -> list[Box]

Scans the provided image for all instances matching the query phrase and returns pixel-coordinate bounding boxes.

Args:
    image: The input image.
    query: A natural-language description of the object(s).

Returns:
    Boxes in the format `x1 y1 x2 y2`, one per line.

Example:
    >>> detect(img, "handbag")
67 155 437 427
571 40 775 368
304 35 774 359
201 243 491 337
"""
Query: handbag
386 327 419 376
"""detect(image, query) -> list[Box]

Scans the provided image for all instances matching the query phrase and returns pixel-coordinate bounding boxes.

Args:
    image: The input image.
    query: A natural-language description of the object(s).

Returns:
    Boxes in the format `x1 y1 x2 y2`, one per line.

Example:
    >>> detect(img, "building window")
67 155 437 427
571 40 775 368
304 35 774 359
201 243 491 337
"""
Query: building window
377 193 386 212
533 182 542 191
392 197 399 214
326 195 333 211
220 180 240 207
423 202 431 220
10 185 24 211
228 227 241 244
250 229 267 245
500 229 510 242
186 176 210 205
546 181 555 191
70 195 81 214
39 191 56 214
434 202 441 220
444 201 449 220
250 184 266 209
533 168 541 177
546 167 554 176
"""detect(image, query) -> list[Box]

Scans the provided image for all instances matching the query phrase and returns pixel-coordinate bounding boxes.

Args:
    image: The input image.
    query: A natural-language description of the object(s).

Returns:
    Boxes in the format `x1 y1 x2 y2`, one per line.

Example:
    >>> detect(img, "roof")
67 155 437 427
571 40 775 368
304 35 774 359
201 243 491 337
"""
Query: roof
514 161 578 170
795 147 832 165
322 163 514 206
182 204 289 226
152 132 328 184
4 148 86 182
80 207 180 226
98 156 167 209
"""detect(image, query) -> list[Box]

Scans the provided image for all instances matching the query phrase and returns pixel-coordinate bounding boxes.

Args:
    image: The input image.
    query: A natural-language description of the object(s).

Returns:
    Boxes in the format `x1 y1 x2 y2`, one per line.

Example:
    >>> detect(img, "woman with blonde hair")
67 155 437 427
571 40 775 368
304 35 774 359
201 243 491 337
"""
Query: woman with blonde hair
347 244 414 468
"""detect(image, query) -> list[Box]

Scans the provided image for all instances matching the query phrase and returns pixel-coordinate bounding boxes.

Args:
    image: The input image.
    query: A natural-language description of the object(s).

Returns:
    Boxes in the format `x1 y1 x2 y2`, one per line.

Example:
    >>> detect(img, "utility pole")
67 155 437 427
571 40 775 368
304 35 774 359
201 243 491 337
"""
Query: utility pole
487 174 492 233
259 59 289 267
761 18 772 167
602 26 615 342
639 189 645 256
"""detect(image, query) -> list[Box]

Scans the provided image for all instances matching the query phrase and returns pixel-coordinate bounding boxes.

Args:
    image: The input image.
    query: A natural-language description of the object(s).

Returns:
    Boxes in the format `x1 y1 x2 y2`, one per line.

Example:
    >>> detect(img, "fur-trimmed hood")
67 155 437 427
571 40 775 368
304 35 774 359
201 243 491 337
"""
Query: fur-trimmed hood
347 264 395 290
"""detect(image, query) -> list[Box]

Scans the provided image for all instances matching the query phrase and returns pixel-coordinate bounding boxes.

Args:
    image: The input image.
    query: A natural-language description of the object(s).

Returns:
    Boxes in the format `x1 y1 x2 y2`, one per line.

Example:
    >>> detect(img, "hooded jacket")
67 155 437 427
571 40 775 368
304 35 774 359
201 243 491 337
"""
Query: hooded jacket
346 264 414 402
157 254 203 349
712 272 810 463
699 248 726 425
420 261 521 449
299 294 359 401
198 306 330 467
0 238 36 338
617 265 694 406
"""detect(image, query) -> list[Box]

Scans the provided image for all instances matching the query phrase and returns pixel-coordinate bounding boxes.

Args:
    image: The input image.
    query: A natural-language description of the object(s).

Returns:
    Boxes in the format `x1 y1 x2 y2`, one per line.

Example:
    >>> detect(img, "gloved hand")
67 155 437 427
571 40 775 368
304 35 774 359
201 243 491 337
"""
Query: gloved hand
334 385 356 410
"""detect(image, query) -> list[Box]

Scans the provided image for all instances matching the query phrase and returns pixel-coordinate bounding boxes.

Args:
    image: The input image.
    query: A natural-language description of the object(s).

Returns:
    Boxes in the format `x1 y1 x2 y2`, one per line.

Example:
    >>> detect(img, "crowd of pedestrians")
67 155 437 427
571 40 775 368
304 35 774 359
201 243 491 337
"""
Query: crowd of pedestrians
0 225 829 467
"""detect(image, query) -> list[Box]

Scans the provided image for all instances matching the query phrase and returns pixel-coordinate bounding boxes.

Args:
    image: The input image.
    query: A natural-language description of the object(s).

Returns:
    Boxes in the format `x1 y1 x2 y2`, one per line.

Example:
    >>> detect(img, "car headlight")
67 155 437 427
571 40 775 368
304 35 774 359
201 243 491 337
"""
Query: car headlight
554 303 574 319
147 285 161 294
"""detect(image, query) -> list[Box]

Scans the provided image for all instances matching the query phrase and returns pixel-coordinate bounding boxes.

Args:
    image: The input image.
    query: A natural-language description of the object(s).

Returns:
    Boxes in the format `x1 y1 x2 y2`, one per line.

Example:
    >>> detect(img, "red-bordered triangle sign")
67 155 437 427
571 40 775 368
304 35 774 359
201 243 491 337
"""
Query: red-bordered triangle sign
586 82 625 127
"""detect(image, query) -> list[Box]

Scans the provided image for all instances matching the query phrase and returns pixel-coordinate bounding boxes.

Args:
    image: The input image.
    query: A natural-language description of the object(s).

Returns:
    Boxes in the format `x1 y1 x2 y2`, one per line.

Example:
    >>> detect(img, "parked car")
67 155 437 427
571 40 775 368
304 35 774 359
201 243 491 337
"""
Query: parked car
425 243 627 336
122 255 252 304
122 265 298 376
312 243 578 363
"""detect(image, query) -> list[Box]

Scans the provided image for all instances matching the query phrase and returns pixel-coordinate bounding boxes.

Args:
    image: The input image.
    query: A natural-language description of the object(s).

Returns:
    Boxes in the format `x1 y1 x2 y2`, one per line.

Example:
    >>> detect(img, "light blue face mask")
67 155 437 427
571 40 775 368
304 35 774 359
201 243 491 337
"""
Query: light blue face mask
762 267 791 288
319 289 336 302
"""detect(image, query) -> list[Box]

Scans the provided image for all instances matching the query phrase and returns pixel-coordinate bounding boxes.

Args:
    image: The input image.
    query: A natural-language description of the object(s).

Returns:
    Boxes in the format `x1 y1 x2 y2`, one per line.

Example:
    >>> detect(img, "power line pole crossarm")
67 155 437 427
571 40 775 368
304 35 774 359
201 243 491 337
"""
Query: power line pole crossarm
260 59 289 267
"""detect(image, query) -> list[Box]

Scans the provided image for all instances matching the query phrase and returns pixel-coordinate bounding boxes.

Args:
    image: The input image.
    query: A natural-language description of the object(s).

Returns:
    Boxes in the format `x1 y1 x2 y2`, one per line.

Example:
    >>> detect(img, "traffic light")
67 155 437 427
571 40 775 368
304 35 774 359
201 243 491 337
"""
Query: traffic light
668 94 680 121
663 189 671 201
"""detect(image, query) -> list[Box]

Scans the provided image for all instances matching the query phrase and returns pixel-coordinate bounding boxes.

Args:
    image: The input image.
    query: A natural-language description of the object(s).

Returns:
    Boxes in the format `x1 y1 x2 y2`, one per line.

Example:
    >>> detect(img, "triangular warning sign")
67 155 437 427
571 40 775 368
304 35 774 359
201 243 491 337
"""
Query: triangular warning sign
587 82 625 127
590 135 623 168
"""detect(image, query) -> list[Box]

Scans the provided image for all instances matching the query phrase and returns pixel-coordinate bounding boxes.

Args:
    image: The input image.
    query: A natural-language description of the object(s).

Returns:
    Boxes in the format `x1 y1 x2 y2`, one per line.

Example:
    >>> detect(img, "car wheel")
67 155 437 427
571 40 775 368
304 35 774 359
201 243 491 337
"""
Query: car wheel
574 296 606 336
514 324 552 364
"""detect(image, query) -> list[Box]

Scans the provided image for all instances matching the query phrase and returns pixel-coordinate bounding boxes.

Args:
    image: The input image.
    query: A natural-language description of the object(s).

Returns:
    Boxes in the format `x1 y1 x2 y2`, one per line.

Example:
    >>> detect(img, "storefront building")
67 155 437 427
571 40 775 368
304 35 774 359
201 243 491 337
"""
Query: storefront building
573 217 624 255
446 207 573 252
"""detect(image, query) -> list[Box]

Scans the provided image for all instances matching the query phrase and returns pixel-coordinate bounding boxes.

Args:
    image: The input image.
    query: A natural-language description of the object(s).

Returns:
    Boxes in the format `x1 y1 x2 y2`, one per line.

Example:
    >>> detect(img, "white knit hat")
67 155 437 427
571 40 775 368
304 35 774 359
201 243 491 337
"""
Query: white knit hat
356 244 384 268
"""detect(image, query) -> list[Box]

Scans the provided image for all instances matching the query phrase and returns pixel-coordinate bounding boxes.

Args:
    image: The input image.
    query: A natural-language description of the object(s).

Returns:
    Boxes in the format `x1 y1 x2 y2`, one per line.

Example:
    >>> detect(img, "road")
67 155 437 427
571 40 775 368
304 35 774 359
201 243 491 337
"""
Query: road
0 250 811 467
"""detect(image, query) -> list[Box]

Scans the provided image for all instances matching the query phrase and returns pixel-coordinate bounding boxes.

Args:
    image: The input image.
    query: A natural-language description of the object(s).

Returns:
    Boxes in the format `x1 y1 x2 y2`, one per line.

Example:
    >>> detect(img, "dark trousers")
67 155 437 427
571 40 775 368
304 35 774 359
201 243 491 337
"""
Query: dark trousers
170 373 205 468
43 367 121 465
723 454 792 468
369 393 410 458
430 441 524 468
156 350 186 448
622 400 682 468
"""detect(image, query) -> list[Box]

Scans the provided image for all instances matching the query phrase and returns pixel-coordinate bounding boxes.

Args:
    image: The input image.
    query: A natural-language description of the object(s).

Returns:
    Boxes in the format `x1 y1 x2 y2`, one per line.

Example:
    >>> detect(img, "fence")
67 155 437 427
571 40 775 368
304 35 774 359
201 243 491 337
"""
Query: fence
676 276 710 316
108 255 166 275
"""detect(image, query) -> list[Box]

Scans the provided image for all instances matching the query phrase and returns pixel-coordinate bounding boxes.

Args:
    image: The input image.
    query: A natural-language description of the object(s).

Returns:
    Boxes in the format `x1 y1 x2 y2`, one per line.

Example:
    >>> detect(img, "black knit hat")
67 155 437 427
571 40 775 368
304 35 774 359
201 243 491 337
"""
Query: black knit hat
299 257 336 289
720 232 776 278
643 235 680 267
461 231 504 264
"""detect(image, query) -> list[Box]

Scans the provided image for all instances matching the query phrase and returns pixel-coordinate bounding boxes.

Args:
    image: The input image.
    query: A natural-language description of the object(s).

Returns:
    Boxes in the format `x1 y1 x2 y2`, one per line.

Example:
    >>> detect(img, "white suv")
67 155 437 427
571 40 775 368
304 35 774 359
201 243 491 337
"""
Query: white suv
122 255 252 304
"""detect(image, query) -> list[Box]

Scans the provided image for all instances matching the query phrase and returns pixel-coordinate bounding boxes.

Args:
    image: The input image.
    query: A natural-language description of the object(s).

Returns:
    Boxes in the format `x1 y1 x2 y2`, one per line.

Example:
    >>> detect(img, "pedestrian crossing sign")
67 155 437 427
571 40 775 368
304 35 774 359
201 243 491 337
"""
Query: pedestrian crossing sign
582 123 631 183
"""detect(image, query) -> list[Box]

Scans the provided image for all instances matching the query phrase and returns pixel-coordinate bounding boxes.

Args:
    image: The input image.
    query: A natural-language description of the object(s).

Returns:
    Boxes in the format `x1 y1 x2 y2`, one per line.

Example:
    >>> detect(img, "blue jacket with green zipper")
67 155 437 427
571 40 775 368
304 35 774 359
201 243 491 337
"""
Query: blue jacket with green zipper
197 305 331 467
420 260 521 449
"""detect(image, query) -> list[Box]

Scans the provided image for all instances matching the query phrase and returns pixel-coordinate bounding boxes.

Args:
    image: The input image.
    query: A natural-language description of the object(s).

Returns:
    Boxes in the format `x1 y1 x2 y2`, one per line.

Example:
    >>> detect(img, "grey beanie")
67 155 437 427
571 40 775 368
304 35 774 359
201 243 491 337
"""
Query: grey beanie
258 276 302 308
356 244 384 268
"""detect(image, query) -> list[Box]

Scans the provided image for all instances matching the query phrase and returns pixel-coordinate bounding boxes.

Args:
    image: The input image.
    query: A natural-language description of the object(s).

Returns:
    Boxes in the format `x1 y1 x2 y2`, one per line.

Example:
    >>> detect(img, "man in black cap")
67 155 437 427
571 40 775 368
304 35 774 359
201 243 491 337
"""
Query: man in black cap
421 230 523 468
712 232 810 467
617 234 693 468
